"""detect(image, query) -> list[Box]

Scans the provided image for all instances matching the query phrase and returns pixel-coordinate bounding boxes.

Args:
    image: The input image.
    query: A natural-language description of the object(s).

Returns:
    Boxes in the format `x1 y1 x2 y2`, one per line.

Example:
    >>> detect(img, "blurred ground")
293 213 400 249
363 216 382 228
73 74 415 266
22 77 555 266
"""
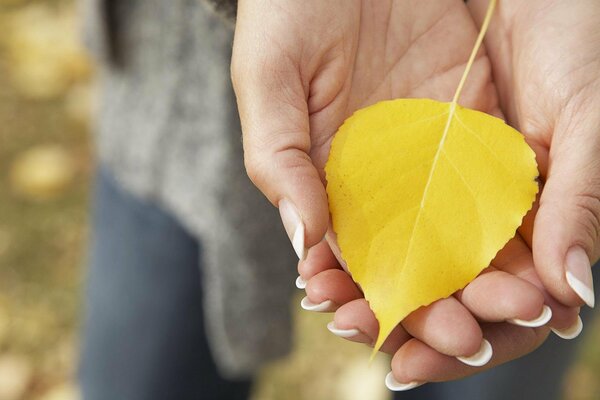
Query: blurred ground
0 1 598 400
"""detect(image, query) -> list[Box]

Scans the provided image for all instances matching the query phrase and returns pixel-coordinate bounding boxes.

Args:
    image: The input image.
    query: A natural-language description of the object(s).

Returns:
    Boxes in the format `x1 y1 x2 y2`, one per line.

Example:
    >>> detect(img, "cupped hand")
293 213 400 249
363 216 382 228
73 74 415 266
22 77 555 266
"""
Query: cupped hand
298 233 579 390
233 0 579 389
232 0 498 257
468 0 600 310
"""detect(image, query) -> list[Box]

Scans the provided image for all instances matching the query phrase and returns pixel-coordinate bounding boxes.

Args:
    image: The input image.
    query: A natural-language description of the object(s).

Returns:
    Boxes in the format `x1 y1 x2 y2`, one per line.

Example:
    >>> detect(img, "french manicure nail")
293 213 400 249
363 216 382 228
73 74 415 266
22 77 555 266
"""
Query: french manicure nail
278 199 307 261
508 305 553 328
300 296 334 312
385 372 423 391
456 339 493 367
295 275 307 289
326 321 360 338
551 316 583 340
565 246 595 308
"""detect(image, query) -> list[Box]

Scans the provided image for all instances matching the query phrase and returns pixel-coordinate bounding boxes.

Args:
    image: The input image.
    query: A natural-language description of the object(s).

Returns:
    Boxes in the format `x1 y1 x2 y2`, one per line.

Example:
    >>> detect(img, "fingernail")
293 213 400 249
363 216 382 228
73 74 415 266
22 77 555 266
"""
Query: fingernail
295 275 307 289
326 321 360 338
551 315 583 340
456 339 493 367
508 305 553 328
300 296 335 312
385 372 423 391
565 246 595 308
278 199 307 260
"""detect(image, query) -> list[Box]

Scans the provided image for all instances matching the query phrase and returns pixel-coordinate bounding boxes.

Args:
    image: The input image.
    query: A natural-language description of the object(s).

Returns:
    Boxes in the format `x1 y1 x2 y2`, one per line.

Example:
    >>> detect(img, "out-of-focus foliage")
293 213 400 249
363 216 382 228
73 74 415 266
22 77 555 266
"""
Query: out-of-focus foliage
252 306 391 400
0 1 91 399
9 145 76 201
0 0 26 6
1 2 92 100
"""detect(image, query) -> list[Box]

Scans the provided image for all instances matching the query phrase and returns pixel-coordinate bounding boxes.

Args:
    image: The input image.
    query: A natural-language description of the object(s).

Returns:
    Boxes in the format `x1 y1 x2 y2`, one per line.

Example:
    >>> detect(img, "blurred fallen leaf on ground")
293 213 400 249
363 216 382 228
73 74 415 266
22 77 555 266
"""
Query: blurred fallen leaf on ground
2 3 92 100
335 357 390 400
9 145 77 201
0 354 32 400
35 383 80 400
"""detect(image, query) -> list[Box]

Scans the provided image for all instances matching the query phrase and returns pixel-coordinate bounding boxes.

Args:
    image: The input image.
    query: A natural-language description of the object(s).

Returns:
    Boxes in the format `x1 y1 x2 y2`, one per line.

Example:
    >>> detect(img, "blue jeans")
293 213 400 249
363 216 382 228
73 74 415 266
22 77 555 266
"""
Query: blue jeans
80 168 594 400
79 168 252 400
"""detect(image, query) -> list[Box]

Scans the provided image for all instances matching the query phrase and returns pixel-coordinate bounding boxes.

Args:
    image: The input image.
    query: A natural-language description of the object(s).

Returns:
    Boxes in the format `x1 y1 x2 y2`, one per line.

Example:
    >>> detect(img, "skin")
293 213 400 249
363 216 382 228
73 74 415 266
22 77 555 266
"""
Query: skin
308 0 600 384
468 0 600 307
232 0 591 384
299 238 570 384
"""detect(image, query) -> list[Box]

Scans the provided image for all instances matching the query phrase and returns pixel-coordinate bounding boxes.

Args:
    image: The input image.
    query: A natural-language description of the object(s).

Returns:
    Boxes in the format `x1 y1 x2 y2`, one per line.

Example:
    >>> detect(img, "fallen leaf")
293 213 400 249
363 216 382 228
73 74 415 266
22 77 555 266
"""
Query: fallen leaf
36 383 81 400
9 145 76 200
4 3 92 99
0 354 32 400
325 0 538 353
335 358 389 400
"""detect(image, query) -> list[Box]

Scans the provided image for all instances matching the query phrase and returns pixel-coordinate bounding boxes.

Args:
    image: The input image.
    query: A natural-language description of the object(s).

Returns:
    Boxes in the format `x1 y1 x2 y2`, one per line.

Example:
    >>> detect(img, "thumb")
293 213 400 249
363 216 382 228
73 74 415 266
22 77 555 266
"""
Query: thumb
533 109 600 309
231 41 328 261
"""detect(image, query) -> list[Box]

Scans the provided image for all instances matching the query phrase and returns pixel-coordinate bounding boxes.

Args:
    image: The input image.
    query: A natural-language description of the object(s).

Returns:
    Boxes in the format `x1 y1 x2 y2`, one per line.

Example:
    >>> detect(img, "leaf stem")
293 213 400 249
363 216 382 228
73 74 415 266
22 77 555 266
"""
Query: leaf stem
452 0 497 105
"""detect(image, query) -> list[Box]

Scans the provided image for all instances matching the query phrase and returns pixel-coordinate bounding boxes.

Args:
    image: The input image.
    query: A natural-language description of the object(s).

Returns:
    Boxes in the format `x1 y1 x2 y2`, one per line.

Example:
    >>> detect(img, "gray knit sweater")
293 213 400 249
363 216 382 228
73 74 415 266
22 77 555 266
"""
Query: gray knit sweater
81 0 296 378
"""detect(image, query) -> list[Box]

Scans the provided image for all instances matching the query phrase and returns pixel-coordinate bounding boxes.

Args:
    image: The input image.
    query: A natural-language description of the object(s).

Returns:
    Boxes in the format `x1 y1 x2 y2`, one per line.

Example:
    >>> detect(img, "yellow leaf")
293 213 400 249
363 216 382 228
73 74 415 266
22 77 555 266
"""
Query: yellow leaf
9 145 76 201
324 0 538 354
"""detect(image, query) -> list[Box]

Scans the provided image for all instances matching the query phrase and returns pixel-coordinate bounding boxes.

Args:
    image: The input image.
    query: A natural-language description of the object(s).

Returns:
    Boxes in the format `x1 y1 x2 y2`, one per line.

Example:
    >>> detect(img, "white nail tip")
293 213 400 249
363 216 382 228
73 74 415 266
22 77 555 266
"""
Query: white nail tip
300 297 334 312
456 339 493 367
292 222 307 261
566 271 595 308
279 199 307 261
551 316 584 340
326 321 360 338
385 372 423 391
508 305 553 327
295 276 307 289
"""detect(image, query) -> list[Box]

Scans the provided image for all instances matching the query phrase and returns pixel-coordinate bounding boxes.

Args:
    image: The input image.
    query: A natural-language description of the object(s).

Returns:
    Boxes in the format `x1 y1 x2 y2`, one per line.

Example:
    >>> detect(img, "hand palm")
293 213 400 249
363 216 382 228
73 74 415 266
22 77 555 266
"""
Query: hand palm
469 0 600 308
302 0 561 320
233 0 579 386
305 0 499 172
233 0 499 247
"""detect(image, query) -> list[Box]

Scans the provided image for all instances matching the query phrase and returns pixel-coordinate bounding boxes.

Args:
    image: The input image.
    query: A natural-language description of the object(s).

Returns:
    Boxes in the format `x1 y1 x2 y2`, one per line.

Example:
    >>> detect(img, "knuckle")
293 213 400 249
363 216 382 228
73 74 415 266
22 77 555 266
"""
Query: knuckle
573 192 600 243
243 153 267 188
243 147 315 194
274 148 313 173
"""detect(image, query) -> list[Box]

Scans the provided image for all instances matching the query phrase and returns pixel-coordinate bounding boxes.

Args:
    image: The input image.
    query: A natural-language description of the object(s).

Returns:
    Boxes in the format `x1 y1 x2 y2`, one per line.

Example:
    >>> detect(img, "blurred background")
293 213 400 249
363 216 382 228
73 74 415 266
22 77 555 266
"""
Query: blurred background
0 0 599 399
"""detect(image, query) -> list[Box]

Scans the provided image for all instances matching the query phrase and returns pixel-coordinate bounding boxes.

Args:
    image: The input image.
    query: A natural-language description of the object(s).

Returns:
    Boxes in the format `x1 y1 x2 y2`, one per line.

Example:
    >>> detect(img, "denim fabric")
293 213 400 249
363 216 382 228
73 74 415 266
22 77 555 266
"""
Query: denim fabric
79 167 251 400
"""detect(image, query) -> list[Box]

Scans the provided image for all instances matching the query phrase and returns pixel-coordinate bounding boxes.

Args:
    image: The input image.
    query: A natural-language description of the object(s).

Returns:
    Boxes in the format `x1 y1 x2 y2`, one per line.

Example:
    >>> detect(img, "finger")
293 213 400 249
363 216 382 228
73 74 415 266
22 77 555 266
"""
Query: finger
324 228 349 272
332 296 487 365
297 240 341 289
532 101 600 309
492 236 581 332
232 14 329 261
387 323 549 389
329 299 410 355
301 269 362 312
457 269 547 325
401 298 483 359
